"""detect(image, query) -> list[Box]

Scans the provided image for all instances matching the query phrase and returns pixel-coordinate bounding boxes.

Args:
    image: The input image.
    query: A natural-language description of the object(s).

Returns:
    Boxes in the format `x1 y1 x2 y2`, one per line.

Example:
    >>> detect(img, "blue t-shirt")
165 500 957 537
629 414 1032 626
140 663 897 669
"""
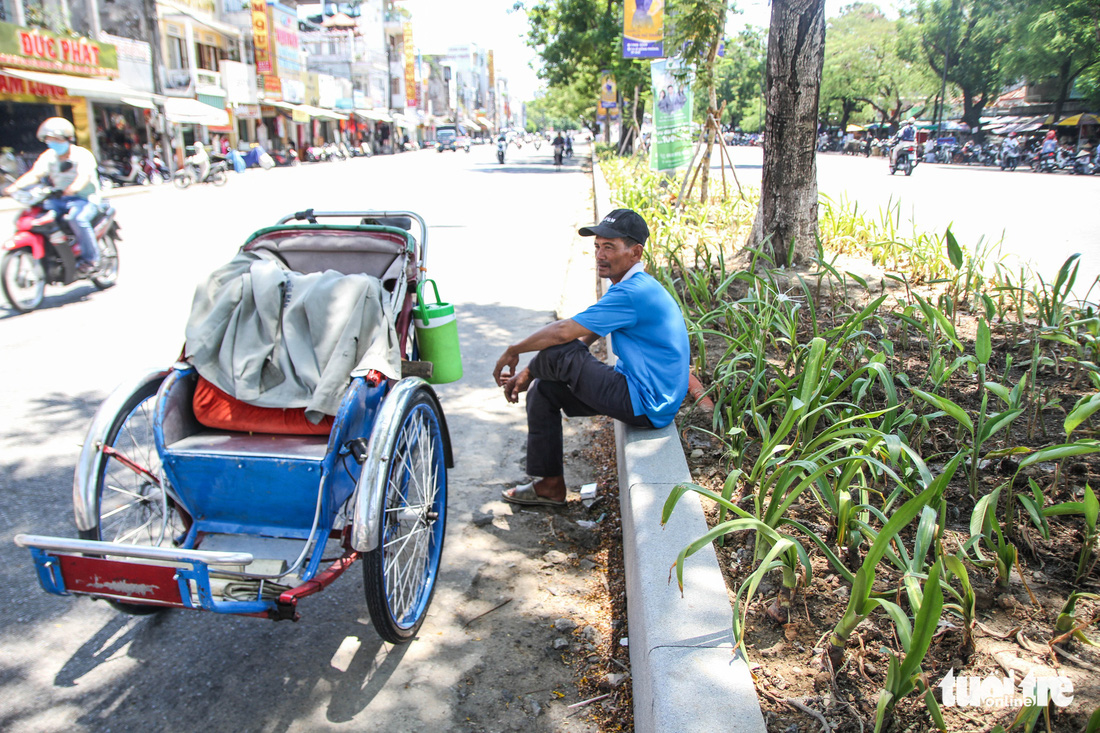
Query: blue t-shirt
572 271 689 428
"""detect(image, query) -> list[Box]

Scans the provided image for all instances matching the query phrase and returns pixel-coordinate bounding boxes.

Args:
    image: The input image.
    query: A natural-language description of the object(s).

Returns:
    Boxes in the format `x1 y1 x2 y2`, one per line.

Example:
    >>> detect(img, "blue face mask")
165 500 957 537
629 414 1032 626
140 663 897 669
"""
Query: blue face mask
46 140 70 155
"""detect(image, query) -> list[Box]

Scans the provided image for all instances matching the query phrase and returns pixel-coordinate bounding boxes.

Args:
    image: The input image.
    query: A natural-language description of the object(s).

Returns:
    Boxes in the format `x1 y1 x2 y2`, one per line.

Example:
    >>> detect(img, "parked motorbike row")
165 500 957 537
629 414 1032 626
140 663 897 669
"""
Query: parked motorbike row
95 140 369 191
923 139 1100 175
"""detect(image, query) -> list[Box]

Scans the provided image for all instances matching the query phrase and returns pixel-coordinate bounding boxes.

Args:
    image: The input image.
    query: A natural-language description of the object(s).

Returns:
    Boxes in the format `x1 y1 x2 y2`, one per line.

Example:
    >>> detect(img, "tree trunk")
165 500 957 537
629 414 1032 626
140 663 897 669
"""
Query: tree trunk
749 0 827 266
699 83 719 202
1052 60 1072 124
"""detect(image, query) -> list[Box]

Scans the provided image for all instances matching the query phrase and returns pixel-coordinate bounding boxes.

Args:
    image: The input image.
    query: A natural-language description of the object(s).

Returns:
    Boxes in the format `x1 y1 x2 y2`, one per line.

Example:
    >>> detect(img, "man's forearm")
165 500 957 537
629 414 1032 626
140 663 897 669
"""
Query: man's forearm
505 319 593 358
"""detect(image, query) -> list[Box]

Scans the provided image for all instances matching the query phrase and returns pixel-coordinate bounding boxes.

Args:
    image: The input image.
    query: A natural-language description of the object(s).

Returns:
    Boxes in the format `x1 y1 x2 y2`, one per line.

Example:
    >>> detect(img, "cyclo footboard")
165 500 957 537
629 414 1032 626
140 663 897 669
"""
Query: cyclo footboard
15 534 258 612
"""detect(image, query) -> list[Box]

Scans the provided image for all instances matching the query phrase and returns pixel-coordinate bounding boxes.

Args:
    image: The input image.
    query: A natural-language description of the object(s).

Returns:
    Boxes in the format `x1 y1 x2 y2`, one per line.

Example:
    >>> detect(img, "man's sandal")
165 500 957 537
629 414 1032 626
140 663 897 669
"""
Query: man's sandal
501 482 567 508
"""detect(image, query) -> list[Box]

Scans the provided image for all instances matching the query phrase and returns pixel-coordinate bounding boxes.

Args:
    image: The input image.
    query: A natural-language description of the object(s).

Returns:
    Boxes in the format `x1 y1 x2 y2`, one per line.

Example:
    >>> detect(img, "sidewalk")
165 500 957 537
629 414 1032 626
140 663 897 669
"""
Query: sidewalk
588 151 767 733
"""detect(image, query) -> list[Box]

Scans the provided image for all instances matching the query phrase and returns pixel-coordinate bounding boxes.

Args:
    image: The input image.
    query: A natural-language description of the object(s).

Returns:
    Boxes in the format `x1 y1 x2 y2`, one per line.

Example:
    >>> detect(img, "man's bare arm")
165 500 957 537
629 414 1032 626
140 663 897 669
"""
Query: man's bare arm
493 318 596 385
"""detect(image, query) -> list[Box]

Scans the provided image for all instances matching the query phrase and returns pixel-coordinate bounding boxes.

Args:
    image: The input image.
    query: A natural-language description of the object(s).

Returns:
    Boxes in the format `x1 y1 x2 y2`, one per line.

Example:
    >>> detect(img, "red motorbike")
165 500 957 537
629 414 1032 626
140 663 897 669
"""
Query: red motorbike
1 186 120 313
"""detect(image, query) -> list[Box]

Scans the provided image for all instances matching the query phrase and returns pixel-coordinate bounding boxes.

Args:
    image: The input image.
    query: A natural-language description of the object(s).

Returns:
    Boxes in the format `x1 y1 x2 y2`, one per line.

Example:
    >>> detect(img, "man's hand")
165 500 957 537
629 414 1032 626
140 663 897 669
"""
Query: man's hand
493 347 518 386
503 367 532 403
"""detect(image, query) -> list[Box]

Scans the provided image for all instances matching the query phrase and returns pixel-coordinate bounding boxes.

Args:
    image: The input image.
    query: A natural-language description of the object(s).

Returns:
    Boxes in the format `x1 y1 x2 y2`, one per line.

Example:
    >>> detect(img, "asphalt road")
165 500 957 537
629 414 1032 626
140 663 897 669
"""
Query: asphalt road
0 142 602 732
716 145 1100 288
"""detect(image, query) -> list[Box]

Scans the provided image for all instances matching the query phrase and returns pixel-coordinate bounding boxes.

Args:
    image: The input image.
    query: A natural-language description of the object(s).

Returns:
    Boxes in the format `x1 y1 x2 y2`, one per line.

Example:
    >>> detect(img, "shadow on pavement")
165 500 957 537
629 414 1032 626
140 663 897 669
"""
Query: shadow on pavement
0 300 602 732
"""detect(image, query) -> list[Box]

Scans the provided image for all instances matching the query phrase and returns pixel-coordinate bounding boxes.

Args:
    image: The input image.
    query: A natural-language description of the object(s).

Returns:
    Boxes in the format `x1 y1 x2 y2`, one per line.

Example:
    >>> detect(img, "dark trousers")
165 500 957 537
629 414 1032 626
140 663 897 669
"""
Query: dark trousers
525 340 652 477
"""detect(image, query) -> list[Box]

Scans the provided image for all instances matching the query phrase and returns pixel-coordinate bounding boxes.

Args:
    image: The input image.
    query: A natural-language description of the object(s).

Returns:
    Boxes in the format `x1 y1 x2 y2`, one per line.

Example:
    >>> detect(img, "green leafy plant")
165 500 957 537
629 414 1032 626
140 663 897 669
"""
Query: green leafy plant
1052 591 1100 647
912 318 1022 497
874 561 945 733
1043 484 1100 583
825 460 957 670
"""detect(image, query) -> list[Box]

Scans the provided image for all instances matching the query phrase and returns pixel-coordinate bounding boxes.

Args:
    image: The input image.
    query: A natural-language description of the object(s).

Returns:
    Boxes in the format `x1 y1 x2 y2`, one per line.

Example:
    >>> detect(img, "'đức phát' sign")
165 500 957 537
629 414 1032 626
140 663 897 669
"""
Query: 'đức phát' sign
0 21 118 77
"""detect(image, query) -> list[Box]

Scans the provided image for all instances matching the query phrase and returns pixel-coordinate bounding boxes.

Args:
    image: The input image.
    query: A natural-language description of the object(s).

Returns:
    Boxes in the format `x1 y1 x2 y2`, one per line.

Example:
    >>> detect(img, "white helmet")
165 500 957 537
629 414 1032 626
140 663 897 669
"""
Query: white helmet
905 117 915 125
36 117 75 141
191 142 205 152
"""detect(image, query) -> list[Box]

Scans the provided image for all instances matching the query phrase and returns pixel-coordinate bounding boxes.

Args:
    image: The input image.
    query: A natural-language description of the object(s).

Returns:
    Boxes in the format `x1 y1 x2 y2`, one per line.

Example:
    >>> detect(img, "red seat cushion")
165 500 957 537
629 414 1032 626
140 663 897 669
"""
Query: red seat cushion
193 377 334 435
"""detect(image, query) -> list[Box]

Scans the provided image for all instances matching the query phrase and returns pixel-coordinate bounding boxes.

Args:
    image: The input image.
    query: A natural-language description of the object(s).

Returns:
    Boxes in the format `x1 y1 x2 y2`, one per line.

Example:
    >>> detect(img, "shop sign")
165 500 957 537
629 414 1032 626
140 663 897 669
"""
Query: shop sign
221 59 257 104
232 103 261 119
0 20 118 77
299 72 318 106
0 70 77 102
262 74 282 100
488 50 494 89
251 0 272 74
270 2 300 76
403 23 415 108
282 77 305 104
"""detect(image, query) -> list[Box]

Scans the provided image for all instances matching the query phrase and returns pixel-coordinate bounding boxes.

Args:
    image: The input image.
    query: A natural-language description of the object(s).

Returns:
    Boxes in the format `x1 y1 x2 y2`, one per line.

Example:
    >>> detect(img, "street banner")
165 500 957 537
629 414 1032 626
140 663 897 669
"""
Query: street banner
251 0 272 74
650 59 693 172
404 23 416 107
488 50 495 89
623 0 663 59
600 70 616 109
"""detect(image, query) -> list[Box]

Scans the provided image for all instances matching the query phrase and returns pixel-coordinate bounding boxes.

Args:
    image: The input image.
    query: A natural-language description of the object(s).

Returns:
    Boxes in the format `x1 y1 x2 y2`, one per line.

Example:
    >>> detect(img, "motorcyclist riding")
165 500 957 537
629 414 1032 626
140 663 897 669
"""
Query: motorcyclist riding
552 131 565 166
187 141 211 183
890 117 917 170
2 117 101 274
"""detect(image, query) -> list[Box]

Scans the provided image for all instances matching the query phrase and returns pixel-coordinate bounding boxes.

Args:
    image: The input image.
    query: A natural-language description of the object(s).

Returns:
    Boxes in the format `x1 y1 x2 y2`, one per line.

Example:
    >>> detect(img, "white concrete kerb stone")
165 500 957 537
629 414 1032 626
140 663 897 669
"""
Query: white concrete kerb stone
592 149 766 733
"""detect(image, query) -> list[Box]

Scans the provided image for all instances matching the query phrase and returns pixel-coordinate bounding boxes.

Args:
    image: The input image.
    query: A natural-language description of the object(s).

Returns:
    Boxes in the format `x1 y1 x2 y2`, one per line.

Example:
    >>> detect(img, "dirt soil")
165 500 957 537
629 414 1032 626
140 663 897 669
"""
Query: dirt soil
461 406 632 731
676 275 1100 733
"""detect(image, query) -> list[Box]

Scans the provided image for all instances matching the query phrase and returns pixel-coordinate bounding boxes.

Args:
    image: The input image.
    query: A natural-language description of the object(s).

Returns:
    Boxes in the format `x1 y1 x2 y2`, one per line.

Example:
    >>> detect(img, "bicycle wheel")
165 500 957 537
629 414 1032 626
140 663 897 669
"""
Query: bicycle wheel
78 377 189 614
1 249 45 313
363 389 447 643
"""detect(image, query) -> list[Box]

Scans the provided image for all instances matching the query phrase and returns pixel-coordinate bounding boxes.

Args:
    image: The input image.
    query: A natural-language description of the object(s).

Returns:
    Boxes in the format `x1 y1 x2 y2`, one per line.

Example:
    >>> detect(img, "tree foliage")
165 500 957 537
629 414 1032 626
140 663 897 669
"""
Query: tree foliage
820 3 932 129
524 0 650 132
899 0 1011 130
715 27 766 130
1003 0 1100 121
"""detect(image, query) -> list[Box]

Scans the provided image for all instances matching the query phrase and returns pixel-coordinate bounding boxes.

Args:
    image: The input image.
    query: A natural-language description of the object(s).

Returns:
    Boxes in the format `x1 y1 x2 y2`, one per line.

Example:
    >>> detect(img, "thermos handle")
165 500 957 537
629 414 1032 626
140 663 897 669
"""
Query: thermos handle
415 279 443 326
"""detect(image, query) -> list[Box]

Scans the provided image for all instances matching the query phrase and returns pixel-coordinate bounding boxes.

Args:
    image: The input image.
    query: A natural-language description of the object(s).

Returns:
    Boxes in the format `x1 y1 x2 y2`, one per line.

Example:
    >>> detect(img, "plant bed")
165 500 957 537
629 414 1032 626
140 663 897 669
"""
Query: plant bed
673 275 1100 733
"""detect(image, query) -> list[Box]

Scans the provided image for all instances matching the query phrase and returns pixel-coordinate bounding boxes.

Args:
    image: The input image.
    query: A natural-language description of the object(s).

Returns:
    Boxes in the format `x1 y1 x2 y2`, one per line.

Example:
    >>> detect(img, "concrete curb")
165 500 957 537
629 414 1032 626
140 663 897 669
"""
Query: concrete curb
591 152 767 733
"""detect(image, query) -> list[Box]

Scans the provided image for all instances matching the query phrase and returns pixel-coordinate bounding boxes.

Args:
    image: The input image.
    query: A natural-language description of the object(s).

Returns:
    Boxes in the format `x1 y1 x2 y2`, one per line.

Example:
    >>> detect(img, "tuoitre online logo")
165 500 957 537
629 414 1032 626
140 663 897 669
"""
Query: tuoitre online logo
938 669 1074 708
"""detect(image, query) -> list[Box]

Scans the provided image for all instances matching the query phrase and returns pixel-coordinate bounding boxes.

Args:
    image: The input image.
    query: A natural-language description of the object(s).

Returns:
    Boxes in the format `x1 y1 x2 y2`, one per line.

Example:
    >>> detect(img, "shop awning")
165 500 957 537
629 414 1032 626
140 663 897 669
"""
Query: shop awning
297 104 348 121
391 112 417 129
161 96 230 127
0 67 155 105
355 109 392 123
476 115 492 130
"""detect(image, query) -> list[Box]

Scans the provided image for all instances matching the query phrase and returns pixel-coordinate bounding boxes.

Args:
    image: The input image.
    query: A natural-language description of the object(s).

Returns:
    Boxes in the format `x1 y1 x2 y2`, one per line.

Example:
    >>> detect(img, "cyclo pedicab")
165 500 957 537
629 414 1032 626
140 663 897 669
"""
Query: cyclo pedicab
15 209 457 643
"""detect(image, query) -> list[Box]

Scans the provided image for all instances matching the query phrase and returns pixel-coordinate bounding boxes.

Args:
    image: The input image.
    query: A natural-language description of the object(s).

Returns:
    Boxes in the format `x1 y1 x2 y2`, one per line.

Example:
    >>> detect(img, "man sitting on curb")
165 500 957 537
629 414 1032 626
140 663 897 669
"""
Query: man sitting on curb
492 208 690 507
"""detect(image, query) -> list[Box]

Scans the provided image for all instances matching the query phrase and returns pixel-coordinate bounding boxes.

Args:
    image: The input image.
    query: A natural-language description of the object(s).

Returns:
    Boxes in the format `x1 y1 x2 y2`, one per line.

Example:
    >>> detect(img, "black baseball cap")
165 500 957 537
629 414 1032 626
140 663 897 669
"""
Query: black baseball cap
578 208 650 245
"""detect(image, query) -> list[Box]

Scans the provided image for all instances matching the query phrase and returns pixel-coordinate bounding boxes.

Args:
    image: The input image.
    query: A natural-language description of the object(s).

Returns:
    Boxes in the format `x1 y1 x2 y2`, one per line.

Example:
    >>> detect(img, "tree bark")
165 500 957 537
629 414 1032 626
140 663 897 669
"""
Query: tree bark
749 0 827 266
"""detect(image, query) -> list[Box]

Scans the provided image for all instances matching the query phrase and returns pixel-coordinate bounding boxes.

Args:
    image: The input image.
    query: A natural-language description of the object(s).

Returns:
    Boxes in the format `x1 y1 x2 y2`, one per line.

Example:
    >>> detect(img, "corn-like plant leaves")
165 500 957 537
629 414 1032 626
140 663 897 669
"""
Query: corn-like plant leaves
978 408 1024 444
781 518 857 585
913 292 964 352
976 318 992 365
1086 705 1100 733
912 389 974 433
946 227 963 270
923 682 947 731
899 561 943 682
985 381 1012 404
668 517 779 592
1066 393 1100 438
1086 484 1099 531
1018 440 1100 470
876 598 914 652
1017 493 1050 541
971 486 1002 538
